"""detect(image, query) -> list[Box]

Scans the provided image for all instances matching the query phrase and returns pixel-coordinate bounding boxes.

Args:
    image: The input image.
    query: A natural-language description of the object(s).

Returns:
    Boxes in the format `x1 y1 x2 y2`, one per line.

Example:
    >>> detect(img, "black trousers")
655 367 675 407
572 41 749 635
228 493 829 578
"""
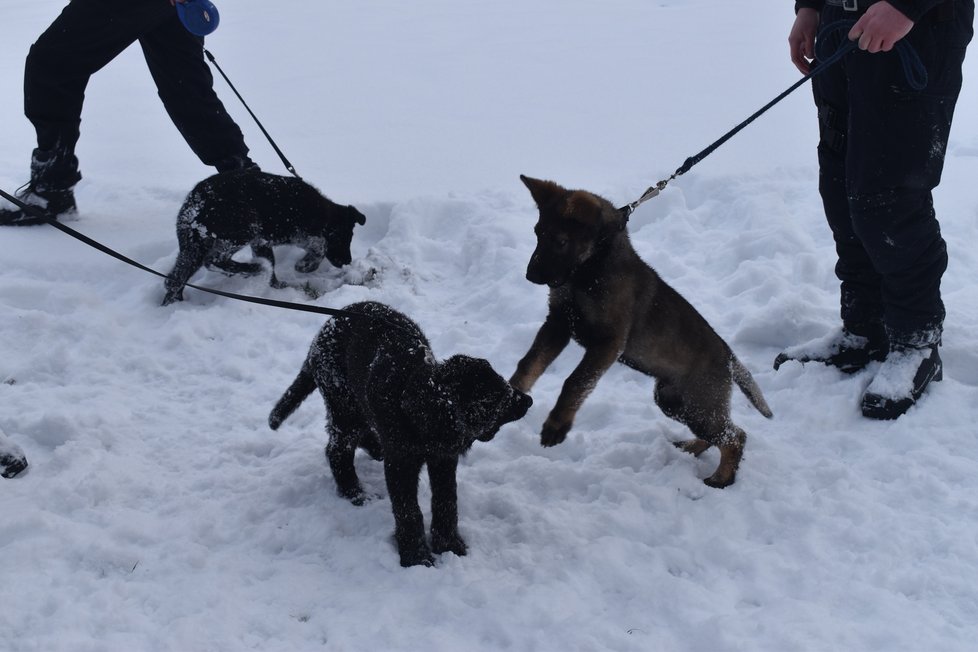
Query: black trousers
24 0 249 185
812 2 974 346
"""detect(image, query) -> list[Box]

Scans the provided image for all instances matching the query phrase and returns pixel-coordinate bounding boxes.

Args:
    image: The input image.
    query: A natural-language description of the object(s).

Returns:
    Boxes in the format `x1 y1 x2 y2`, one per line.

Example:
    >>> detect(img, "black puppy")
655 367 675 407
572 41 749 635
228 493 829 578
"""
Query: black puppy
162 170 366 305
269 301 532 567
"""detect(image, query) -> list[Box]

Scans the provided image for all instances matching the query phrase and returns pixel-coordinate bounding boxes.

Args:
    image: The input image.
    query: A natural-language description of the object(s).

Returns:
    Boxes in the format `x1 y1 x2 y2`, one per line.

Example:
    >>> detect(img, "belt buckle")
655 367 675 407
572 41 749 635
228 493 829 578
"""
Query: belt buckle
842 0 859 10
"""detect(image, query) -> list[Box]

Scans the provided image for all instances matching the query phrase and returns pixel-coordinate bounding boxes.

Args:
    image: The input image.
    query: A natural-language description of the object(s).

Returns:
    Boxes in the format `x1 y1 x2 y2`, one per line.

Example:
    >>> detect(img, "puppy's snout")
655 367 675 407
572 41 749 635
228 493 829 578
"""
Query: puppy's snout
509 388 532 420
477 388 531 443
525 251 547 285
326 248 353 268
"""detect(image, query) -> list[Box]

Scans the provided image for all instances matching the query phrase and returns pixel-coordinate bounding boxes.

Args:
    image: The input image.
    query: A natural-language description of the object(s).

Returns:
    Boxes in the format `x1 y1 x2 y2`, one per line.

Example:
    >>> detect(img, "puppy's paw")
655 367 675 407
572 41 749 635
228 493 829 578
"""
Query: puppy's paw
430 528 467 557
703 472 736 489
160 290 183 306
207 259 263 277
348 491 378 507
673 439 711 458
703 444 742 489
540 416 570 447
337 484 374 506
398 543 435 568
294 256 323 274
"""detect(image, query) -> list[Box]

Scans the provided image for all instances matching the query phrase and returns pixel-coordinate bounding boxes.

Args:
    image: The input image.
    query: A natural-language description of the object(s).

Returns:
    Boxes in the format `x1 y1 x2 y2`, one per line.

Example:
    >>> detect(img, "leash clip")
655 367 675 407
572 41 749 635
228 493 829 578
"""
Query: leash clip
842 0 859 11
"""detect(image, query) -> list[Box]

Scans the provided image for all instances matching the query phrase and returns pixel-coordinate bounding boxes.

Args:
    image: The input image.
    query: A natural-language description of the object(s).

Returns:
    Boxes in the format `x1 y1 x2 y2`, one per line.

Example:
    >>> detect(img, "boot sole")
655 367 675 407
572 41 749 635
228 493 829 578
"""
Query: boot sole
861 360 943 421
0 215 52 227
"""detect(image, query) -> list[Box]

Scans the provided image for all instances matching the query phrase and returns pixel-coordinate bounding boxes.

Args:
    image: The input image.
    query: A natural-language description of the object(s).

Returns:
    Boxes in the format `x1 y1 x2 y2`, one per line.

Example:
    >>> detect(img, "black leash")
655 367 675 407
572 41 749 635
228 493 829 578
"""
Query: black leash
204 48 301 179
0 187 370 321
619 20 925 218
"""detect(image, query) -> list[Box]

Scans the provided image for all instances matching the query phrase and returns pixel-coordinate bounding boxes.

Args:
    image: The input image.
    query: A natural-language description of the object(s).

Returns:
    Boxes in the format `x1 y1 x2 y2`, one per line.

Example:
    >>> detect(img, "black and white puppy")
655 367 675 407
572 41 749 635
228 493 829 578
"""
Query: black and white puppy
162 170 366 305
269 301 532 567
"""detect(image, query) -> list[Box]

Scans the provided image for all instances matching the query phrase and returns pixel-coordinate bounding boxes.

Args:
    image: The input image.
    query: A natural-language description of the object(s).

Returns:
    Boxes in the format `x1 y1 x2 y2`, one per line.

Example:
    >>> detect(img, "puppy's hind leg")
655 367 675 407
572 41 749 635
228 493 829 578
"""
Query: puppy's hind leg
326 429 370 505
703 426 746 489
656 379 710 456
323 390 375 505
655 378 743 488
162 239 210 305
253 242 286 289
359 430 384 461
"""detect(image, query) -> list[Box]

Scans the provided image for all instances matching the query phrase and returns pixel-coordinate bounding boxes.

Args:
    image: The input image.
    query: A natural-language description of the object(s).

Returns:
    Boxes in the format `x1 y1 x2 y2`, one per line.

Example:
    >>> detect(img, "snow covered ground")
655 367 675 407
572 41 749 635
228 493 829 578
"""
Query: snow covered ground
2 1 978 650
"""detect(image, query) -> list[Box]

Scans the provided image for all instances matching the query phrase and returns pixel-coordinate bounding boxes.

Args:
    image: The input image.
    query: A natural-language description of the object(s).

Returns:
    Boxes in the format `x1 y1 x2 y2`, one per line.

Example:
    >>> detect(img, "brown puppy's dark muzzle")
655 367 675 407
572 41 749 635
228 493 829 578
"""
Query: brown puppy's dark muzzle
525 250 548 285
526 247 572 288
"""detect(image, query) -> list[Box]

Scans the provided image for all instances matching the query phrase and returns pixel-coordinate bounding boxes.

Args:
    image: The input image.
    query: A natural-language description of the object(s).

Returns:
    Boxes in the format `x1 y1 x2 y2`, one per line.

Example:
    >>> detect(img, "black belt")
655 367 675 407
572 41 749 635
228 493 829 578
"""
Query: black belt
824 0 877 10
824 0 954 19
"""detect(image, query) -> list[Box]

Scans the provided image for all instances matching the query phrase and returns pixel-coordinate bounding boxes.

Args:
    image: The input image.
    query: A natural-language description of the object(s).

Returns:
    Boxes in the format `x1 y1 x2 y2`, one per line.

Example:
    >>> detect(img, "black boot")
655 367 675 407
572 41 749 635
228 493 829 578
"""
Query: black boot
214 153 259 173
0 148 80 226
861 343 942 420
0 433 28 479
0 183 77 226
774 322 888 373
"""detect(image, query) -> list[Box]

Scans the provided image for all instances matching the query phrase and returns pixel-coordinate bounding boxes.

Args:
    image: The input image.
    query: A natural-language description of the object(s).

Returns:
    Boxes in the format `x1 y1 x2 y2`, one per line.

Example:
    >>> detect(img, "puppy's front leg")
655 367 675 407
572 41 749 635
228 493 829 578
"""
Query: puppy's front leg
510 314 571 393
383 453 433 567
428 456 466 557
295 237 326 273
253 242 285 289
542 341 623 446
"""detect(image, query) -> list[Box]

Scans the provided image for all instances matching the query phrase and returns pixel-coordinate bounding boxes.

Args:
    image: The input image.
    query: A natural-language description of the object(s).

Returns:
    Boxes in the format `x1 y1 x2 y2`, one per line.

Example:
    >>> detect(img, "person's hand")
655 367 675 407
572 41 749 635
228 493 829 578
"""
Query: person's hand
848 1 914 53
789 8 819 75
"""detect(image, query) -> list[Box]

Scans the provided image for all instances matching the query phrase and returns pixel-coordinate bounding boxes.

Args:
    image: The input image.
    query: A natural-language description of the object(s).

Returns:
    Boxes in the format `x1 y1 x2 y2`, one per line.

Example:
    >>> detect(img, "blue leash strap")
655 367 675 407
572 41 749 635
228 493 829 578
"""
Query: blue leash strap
204 48 301 179
620 20 925 217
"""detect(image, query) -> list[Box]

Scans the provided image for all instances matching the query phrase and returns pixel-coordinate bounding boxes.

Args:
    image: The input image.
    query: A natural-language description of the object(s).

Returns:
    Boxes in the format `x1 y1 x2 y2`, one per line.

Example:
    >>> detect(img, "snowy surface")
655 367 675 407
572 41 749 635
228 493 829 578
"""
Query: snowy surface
2 1 978 650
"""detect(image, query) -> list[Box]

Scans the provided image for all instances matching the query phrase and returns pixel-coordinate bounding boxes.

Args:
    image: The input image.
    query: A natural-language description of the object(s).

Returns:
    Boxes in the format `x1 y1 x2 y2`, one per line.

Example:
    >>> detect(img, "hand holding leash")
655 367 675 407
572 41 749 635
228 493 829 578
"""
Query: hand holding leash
848 2 915 53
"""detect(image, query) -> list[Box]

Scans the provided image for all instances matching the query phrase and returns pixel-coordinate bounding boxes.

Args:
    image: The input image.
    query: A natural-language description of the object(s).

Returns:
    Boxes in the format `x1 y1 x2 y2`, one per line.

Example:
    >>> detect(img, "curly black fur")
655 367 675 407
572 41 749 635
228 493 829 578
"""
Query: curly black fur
269 301 532 567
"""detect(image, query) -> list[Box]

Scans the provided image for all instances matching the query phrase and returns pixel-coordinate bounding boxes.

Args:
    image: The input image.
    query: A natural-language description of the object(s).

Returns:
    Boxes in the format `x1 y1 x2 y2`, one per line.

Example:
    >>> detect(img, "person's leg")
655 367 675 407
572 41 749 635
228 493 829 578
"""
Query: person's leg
846 3 973 417
773 7 888 371
25 0 167 179
1 0 162 224
138 15 254 171
813 10 886 333
845 6 971 347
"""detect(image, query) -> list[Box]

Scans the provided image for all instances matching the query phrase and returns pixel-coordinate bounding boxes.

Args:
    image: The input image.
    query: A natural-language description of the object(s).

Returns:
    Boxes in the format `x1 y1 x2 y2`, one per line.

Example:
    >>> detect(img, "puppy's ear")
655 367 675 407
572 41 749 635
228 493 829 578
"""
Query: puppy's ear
347 205 366 226
401 366 459 435
520 175 565 209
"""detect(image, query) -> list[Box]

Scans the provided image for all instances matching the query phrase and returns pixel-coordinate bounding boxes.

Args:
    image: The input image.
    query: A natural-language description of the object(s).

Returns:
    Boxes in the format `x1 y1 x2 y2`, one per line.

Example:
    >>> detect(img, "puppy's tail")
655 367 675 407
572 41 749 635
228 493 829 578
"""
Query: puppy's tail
730 357 773 419
269 363 317 430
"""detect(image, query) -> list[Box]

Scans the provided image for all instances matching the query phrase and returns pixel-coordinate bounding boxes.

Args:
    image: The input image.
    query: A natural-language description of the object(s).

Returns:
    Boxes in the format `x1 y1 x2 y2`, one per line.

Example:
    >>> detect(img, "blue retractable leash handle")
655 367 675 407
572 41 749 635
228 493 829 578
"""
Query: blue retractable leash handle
176 0 220 37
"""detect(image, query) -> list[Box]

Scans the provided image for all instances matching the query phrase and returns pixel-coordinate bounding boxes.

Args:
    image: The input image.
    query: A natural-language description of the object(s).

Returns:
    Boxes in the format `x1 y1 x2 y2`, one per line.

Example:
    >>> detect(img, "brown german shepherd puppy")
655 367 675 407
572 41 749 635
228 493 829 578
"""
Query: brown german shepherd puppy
510 176 772 488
